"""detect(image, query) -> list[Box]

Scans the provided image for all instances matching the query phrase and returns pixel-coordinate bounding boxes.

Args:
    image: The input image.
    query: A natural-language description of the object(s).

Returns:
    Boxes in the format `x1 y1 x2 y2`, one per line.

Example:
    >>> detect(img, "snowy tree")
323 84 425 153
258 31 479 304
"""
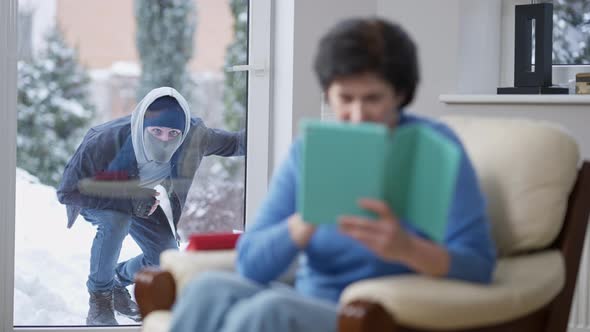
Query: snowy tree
135 0 196 103
553 0 590 64
17 27 95 187
223 0 248 132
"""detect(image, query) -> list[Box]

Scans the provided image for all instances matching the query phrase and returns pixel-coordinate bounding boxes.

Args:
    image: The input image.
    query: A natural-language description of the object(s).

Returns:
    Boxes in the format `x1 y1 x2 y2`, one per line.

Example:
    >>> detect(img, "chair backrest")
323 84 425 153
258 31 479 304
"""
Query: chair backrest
440 115 580 257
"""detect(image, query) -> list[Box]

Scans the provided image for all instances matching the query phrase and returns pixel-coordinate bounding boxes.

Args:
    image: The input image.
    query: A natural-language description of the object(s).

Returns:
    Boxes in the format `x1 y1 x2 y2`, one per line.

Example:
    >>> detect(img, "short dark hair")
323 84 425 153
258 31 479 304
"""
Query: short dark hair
314 18 420 109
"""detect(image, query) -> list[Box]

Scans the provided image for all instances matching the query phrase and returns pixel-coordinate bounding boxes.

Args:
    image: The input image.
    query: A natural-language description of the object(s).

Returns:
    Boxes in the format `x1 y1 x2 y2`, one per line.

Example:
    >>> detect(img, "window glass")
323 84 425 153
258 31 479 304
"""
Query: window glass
15 0 249 326
553 0 590 64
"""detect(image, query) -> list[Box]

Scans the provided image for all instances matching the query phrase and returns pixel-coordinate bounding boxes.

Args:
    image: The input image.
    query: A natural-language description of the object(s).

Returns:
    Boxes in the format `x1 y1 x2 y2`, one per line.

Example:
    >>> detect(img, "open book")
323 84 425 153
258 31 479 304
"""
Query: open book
298 120 461 243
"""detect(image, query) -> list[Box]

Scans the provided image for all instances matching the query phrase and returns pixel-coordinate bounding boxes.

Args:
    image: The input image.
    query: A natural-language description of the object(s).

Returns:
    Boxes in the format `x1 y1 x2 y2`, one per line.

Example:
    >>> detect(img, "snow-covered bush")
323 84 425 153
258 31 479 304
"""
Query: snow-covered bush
17 27 95 187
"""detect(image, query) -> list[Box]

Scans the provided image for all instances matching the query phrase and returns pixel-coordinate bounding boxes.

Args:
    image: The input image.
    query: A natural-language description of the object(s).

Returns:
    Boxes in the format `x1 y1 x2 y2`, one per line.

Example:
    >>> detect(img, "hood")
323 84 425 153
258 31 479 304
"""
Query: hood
131 87 192 165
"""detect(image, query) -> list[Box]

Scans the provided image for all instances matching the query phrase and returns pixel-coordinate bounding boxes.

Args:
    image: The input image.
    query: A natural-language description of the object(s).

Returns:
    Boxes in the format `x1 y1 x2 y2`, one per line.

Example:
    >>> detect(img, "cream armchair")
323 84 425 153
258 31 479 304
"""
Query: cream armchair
136 250 237 331
136 116 590 332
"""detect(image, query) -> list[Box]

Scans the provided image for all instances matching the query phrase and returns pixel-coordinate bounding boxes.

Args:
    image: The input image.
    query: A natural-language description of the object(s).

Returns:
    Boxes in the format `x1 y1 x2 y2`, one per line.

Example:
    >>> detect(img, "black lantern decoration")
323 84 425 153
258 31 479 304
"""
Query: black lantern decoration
498 2 568 94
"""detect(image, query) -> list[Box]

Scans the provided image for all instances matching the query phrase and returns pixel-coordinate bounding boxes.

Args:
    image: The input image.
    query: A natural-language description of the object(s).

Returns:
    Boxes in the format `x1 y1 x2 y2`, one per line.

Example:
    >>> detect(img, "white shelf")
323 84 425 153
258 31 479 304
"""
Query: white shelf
440 94 590 105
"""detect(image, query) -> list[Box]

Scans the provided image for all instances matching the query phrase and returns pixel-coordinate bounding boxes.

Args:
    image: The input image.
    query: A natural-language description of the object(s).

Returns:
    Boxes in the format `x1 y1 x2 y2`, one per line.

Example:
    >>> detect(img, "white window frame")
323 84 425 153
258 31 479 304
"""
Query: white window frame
0 0 272 330
1 1 18 331
244 0 272 225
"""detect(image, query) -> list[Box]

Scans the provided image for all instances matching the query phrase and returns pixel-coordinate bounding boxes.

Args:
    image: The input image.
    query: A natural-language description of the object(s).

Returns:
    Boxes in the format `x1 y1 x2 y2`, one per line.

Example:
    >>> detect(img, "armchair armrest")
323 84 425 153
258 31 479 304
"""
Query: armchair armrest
135 249 236 319
135 267 176 319
160 249 237 294
339 250 564 331
142 310 173 332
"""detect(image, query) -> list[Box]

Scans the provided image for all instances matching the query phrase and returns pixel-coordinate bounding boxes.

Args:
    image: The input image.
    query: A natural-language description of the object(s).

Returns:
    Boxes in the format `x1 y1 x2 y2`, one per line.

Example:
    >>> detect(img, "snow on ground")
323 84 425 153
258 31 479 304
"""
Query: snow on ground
14 168 146 326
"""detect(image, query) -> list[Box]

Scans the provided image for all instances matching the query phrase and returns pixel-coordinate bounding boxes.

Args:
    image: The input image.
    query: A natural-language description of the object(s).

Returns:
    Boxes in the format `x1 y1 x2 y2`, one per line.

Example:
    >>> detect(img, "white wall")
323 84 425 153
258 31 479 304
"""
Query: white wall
376 0 462 117
271 0 377 171
457 0 502 94
376 0 503 116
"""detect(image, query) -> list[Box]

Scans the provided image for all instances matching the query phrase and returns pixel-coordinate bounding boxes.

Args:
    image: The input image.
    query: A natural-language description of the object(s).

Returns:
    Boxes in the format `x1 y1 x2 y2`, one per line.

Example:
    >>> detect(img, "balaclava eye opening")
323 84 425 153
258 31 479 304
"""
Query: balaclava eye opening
142 96 186 163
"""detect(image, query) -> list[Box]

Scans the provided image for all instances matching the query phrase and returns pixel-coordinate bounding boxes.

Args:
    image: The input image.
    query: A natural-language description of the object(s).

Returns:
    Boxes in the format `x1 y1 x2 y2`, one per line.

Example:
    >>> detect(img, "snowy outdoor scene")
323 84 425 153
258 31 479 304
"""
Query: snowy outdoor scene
14 161 244 326
15 0 248 326
14 168 145 325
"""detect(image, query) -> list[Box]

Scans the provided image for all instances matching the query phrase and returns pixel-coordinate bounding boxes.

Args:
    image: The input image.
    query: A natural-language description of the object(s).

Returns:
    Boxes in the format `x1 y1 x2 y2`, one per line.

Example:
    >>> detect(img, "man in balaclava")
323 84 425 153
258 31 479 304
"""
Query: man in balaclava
129 95 189 217
57 87 245 325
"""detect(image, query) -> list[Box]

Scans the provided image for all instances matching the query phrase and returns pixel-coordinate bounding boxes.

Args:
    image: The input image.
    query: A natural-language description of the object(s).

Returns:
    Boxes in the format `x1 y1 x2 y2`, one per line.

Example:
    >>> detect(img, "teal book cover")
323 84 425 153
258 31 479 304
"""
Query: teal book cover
299 120 461 243
385 125 461 243
299 121 389 224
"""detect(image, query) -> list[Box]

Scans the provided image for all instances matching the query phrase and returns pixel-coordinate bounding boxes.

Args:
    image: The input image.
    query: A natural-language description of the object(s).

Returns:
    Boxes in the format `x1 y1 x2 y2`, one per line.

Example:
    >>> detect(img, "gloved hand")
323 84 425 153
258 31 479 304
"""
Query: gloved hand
131 189 160 218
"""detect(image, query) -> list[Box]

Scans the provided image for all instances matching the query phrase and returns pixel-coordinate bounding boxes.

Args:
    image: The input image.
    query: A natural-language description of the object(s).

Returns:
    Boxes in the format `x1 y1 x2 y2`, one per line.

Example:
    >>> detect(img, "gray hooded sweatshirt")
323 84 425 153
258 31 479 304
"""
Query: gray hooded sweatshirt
130 87 192 189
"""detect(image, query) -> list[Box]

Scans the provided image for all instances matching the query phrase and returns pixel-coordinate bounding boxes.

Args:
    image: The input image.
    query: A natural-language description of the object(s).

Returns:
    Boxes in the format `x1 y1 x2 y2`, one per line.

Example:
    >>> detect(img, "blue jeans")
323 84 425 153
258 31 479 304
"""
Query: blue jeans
80 208 178 292
170 271 338 332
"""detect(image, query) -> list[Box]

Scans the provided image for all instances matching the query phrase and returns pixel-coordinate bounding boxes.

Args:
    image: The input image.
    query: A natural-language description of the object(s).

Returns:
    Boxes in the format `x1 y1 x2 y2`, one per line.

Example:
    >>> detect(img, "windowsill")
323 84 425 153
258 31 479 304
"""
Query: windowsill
440 94 590 106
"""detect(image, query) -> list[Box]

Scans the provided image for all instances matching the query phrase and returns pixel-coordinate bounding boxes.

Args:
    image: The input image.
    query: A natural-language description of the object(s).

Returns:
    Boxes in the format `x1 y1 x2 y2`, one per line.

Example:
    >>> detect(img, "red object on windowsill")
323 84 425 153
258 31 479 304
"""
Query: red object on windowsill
187 233 241 251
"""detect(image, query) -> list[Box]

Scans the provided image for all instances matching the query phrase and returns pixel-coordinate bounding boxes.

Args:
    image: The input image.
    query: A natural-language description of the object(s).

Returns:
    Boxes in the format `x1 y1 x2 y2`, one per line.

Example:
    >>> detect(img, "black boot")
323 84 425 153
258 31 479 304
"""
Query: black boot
87 290 118 325
113 284 142 322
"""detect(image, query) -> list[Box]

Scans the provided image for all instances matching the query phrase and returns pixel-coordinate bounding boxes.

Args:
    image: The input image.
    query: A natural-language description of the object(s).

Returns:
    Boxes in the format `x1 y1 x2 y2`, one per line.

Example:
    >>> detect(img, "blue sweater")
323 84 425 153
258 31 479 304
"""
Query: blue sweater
236 114 497 303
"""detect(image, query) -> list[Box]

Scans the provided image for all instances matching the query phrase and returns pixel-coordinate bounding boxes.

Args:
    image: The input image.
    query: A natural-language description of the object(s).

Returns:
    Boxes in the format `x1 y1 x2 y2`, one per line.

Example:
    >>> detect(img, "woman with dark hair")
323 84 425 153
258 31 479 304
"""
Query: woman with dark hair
170 18 496 332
